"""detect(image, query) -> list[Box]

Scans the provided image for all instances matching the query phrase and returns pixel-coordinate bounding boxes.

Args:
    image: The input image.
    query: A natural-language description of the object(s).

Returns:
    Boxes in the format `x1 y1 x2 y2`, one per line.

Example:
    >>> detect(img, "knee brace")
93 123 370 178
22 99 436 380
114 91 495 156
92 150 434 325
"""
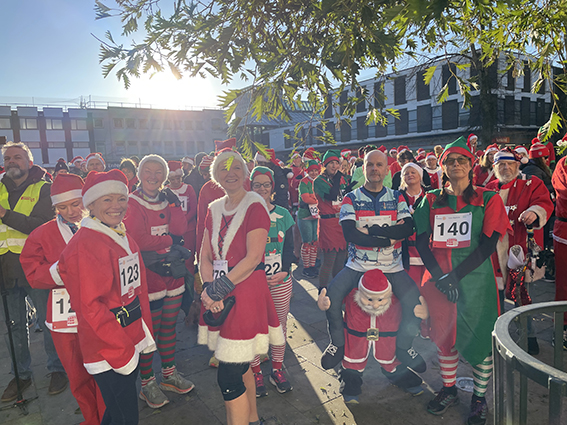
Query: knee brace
217 363 248 401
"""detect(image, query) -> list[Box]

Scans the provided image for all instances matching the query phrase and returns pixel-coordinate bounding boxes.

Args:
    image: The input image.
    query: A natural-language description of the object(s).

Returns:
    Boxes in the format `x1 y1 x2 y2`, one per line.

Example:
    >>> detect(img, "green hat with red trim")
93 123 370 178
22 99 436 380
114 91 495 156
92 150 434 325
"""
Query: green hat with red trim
249 166 274 186
440 136 475 164
305 160 320 172
323 149 340 166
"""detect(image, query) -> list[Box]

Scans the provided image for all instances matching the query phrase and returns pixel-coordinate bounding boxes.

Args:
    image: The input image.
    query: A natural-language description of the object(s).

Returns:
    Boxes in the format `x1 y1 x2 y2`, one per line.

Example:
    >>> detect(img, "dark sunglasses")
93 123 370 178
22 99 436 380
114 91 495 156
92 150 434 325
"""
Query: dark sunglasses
443 157 470 165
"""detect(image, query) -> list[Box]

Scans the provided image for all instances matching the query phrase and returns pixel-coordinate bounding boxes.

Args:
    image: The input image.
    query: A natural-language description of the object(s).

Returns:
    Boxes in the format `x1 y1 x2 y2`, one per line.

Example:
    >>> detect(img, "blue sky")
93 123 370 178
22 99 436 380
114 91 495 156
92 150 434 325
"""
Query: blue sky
0 1 236 109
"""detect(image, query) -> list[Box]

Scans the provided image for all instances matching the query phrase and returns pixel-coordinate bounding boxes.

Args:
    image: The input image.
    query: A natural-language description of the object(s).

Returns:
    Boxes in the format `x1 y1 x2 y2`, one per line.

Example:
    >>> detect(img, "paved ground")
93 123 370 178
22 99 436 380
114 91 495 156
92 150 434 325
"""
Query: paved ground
0 265 566 425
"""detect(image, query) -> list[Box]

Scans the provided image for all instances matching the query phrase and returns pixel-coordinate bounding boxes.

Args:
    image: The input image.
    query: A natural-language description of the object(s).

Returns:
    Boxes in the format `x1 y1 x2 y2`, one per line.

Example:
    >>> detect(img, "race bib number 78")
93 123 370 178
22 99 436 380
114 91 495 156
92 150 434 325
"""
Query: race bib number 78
432 212 472 248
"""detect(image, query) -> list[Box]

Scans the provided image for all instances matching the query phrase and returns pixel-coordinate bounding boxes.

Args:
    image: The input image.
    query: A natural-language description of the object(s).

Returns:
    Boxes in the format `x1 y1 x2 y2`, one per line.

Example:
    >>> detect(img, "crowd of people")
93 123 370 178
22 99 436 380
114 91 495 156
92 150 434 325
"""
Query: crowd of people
0 129 563 425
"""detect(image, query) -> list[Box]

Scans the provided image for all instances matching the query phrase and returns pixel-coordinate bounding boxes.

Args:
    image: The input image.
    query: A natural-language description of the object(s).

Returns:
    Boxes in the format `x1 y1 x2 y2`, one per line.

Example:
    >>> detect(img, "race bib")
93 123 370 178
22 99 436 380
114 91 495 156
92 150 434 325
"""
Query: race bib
51 288 77 330
151 224 169 236
357 215 393 228
433 212 472 248
505 206 510 215
308 204 319 218
178 196 188 212
265 253 282 277
213 260 228 280
119 252 141 298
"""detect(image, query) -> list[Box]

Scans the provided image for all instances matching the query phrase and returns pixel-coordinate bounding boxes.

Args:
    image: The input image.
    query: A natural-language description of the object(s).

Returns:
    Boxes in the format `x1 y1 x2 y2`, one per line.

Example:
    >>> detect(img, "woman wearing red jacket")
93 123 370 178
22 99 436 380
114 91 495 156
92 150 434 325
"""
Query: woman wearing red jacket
57 169 156 425
21 173 105 425
124 155 194 408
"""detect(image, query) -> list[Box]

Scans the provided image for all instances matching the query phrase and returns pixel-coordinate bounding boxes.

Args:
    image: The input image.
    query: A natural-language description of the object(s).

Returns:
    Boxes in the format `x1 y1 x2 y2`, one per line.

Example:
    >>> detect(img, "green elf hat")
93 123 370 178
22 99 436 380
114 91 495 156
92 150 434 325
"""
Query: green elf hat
249 166 274 186
323 149 341 166
440 136 476 164
305 160 320 173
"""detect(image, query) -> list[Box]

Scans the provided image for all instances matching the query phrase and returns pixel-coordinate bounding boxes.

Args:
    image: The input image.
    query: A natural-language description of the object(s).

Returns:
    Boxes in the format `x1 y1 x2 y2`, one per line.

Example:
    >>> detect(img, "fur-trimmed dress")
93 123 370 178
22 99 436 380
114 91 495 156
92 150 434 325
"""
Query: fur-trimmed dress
198 191 285 363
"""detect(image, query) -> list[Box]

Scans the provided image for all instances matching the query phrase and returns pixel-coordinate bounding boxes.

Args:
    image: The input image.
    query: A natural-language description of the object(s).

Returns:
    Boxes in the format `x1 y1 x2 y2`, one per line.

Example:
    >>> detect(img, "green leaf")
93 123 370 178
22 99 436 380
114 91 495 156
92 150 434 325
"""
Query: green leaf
423 65 437 85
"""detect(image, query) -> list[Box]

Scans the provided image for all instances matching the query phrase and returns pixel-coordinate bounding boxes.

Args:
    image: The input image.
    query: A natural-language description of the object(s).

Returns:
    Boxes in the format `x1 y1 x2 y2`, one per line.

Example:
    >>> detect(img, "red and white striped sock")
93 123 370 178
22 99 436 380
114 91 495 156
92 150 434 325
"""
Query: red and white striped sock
309 243 318 268
301 244 310 268
438 347 459 387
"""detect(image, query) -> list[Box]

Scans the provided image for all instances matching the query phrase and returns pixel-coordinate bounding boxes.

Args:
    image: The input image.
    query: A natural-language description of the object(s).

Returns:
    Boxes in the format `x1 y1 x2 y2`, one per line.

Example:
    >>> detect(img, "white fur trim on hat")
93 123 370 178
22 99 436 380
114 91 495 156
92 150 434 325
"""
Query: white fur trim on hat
254 152 268 163
137 154 168 182
51 189 83 206
86 154 106 170
83 180 128 208
211 150 249 186
401 162 424 179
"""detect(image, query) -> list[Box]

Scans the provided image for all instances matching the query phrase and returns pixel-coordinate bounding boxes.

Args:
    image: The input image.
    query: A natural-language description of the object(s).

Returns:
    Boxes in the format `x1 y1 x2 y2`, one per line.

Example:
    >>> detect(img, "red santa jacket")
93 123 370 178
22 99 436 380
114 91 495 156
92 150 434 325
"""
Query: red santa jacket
124 190 188 298
389 161 402 176
553 158 567 242
473 164 496 187
196 180 226 261
168 183 197 251
486 174 554 289
57 218 155 375
21 218 76 333
425 167 442 189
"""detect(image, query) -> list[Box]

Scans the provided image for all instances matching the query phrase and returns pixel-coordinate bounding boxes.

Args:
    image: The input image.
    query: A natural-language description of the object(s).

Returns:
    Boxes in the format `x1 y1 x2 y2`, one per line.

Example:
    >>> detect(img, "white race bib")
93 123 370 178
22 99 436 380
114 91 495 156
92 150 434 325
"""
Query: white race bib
265 253 282 277
119 253 141 298
357 215 393 228
505 206 510 215
433 212 472 248
213 260 228 280
51 288 77 330
150 224 169 236
308 204 319 218
178 196 188 212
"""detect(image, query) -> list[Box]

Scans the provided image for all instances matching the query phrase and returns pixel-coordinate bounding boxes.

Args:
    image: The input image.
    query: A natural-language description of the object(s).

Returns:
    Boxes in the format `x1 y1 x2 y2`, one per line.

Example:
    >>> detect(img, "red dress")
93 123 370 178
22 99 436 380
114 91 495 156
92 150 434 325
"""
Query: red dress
196 180 226 261
198 192 285 363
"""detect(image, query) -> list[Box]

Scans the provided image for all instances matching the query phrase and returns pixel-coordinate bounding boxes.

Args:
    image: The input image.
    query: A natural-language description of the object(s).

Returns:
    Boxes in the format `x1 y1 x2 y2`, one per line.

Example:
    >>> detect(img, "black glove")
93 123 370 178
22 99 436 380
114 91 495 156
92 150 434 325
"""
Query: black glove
206 274 236 301
165 244 192 261
342 180 357 195
170 234 185 246
435 273 459 303
160 188 181 207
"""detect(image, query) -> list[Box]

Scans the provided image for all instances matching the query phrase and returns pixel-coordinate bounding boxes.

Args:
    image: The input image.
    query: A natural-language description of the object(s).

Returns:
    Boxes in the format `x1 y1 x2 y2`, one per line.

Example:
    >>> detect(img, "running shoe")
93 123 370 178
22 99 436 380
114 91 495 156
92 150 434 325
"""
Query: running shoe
269 369 293 394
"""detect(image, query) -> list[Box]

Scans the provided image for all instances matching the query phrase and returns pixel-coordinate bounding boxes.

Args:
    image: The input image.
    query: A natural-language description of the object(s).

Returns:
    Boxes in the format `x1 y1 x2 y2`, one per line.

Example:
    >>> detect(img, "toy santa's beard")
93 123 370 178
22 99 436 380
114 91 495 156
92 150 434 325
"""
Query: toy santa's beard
354 291 392 317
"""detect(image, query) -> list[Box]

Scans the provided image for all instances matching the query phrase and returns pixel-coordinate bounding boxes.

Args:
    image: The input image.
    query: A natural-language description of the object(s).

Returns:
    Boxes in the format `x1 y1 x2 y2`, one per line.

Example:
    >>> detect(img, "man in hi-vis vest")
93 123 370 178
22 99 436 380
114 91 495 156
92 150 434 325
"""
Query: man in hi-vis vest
0 142 67 402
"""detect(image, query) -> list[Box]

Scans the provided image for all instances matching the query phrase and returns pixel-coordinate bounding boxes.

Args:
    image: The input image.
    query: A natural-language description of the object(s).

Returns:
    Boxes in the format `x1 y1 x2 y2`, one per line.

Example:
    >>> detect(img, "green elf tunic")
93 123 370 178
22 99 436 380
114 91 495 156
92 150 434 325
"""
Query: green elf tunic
265 205 295 281
413 187 510 366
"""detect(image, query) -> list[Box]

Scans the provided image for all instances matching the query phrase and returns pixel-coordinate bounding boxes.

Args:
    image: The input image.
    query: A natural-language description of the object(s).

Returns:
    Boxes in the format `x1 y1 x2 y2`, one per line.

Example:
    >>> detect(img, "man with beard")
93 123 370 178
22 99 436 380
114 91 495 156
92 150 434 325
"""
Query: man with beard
486 149 553 354
0 142 67 402
318 269 428 403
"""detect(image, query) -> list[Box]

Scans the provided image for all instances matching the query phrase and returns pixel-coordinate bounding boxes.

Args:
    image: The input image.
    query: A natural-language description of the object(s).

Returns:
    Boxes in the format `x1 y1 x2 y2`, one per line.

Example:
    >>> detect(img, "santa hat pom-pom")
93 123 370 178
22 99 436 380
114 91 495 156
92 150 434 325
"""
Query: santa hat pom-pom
531 137 540 145
286 171 294 179
521 156 529 164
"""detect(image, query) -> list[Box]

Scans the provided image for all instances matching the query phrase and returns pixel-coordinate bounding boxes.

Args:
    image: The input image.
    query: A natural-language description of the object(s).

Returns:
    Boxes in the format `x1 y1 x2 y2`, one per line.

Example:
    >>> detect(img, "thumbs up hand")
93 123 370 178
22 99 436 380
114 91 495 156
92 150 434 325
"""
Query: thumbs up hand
317 288 331 311
413 295 429 320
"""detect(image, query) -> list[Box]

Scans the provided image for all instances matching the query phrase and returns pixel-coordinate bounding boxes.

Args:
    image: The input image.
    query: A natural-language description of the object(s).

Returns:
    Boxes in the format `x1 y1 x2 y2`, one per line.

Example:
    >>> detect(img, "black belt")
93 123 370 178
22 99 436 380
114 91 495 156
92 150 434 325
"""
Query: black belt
267 236 279 243
320 213 339 219
110 296 141 328
228 262 265 272
344 322 397 340
557 216 567 223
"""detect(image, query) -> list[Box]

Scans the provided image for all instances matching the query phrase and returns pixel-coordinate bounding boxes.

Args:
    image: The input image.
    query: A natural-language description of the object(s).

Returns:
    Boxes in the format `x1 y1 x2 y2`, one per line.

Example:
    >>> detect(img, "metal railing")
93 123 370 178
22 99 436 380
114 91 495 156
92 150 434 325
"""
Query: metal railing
493 301 567 425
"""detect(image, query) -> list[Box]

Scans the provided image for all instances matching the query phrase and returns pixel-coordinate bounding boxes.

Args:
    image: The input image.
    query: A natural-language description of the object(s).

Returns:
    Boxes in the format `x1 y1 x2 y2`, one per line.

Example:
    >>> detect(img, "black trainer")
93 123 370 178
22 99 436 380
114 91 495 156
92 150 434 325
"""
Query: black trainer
321 343 344 369
427 386 459 415
467 395 488 425
396 346 426 373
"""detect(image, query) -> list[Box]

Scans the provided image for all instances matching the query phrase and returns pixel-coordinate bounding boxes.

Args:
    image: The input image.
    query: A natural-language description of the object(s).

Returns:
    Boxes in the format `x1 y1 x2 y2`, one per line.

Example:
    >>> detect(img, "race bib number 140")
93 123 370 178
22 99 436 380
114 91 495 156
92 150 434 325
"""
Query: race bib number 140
432 212 472 248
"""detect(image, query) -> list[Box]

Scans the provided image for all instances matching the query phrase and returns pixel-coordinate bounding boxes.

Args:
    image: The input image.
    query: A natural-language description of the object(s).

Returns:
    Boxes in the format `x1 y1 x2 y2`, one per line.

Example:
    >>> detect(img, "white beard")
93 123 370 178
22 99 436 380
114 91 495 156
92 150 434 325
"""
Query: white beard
354 290 392 317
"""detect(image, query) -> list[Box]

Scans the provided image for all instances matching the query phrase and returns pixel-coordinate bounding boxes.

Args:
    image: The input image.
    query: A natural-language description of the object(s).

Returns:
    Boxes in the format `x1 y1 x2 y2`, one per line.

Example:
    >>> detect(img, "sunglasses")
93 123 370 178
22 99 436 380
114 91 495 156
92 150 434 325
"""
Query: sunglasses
252 182 273 190
443 157 470 165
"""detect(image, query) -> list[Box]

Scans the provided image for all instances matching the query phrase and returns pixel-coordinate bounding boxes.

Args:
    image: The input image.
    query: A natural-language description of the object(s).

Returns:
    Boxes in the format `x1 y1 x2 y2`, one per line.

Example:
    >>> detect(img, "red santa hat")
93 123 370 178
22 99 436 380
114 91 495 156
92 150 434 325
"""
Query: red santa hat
82 169 128 208
303 147 318 161
214 138 237 153
137 154 168 182
475 150 484 158
199 155 214 171
467 133 478 151
416 153 426 162
417 148 425 154
485 144 498 154
276 158 285 168
529 142 549 159
358 269 392 296
340 149 351 159
51 173 84 205
349 156 357 164
291 152 301 161
254 148 279 167
397 145 409 154
71 156 84 165
377 145 387 153
514 146 530 164
85 152 106 170
426 152 436 159
181 156 194 166
389 148 398 154
168 160 184 177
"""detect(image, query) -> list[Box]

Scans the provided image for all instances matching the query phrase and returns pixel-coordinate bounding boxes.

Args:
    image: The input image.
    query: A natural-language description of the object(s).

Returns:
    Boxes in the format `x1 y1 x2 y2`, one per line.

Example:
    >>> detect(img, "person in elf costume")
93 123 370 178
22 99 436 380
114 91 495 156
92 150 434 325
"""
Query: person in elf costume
249 166 295 397
313 150 355 290
298 159 321 278
318 269 429 403
21 174 106 425
485 148 553 355
552 152 567 348
289 152 304 261
413 136 511 425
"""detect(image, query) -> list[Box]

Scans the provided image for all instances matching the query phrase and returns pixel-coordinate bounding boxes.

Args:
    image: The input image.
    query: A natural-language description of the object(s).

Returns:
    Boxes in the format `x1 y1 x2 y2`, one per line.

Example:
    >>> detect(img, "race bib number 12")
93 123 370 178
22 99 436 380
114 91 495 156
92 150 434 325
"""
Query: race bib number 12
432 212 472 248
51 288 77 330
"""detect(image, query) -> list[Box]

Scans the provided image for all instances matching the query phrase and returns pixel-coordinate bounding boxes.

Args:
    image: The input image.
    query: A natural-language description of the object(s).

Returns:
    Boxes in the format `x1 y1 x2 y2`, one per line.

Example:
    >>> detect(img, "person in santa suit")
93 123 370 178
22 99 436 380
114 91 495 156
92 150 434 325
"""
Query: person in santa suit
69 156 84 177
199 148 284 425
536 127 557 167
424 152 442 189
298 160 321 278
85 152 106 173
288 152 303 212
485 148 553 355
120 158 139 193
313 150 354 290
413 137 511 425
196 154 221 260
552 154 567 348
124 155 194 409
388 148 398 167
56 169 156 425
472 144 498 187
21 174 106 425
318 269 428 403
467 133 478 155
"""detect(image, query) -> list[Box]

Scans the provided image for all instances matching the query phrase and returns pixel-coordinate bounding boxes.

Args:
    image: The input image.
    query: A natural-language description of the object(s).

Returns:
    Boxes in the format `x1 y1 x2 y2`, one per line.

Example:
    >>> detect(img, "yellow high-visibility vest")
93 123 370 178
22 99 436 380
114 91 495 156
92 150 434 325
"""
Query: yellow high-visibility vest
0 181 46 254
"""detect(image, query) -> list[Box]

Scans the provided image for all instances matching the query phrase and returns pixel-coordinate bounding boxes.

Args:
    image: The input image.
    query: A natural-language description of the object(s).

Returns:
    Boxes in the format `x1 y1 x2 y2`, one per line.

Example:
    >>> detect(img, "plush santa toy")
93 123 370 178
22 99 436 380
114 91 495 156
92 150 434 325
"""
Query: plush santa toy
318 269 428 403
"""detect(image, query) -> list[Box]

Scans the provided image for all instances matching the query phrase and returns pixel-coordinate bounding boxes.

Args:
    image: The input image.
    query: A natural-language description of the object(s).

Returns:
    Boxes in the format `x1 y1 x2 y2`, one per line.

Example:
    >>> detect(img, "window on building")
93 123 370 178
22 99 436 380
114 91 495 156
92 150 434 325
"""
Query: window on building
212 119 225 131
185 120 193 130
375 122 387 138
356 87 367 113
408 109 417 133
73 142 89 148
340 90 348 115
20 118 37 130
164 141 174 155
523 61 531 93
468 96 481 127
416 70 430 101
340 120 351 142
93 118 104 128
173 121 182 130
151 119 161 129
46 119 63 130
284 130 292 149
442 100 459 130
71 119 87 130
27 142 41 148
115 141 126 155
196 141 205 152
113 118 123 129
395 109 408 135
152 141 163 155
488 62 498 89
521 97 531 125
47 142 65 148
125 118 135 129
536 99 545 125
96 142 106 155
506 68 515 91
497 97 505 125
442 64 457 95
538 79 546 95
176 141 185 155
327 122 335 143
314 126 324 145
394 76 406 105
504 96 515 125
140 141 150 155
187 141 195 153
163 120 171 130
356 116 368 140
324 95 333 119
374 82 385 109
0 118 10 129
195 121 204 130
417 105 432 132
127 141 138 156
139 119 148 129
